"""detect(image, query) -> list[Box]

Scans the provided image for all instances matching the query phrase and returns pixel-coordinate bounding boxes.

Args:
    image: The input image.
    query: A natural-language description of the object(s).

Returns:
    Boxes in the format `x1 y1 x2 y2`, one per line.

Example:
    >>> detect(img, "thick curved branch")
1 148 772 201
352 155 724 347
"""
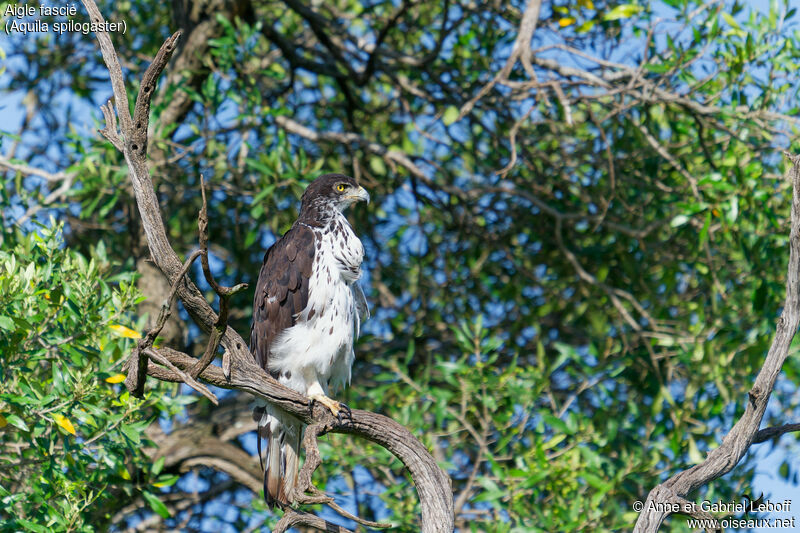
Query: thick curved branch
145 346 454 529
634 153 800 531
80 1 454 530
274 510 354 533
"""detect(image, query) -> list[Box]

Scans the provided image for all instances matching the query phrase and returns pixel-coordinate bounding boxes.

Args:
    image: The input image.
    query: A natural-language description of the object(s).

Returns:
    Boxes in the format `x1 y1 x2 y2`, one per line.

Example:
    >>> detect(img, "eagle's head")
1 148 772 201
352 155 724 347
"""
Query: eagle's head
300 174 370 218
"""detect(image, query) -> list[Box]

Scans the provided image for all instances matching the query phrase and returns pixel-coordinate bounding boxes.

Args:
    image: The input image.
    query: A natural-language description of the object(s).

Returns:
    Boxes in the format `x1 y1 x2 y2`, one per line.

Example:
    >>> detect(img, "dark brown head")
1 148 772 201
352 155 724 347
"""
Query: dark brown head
299 174 369 222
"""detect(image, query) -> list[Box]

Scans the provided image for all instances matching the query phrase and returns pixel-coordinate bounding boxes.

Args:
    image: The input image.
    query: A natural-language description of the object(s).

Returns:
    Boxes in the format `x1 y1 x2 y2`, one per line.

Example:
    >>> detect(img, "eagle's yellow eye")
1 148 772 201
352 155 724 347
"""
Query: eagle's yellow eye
336 184 346 192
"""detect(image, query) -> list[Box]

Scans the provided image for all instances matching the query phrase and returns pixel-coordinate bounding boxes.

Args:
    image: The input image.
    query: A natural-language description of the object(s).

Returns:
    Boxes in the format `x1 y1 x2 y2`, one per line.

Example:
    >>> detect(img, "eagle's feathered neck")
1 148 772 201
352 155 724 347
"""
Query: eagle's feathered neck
297 199 344 228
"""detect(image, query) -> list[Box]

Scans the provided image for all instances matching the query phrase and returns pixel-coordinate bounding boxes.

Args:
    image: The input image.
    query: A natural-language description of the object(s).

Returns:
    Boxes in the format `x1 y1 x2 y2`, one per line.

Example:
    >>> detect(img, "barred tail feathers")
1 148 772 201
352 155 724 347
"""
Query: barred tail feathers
254 402 302 508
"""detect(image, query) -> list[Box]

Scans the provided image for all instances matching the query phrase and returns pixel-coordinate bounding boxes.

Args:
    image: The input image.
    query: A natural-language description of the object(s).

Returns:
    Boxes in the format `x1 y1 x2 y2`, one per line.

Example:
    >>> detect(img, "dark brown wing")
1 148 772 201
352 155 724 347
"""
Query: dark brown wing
250 223 316 373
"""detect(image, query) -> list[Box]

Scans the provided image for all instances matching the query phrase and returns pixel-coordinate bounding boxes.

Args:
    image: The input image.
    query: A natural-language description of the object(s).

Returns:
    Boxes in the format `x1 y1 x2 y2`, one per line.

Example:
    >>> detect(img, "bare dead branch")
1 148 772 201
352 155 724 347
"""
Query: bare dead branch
752 423 800 444
80 0 133 133
123 249 201 397
291 423 335 506
144 347 218 405
130 31 182 159
0 156 77 226
149 249 203 345
634 153 800 532
99 99 124 151
144 344 453 530
0 156 70 183
191 175 248 380
284 420 395 529
326 499 393 529
274 510 354 533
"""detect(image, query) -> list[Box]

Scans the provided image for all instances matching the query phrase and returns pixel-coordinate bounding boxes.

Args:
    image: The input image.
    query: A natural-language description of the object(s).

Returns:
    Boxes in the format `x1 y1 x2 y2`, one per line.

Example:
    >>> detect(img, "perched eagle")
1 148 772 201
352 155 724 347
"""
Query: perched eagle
250 173 370 508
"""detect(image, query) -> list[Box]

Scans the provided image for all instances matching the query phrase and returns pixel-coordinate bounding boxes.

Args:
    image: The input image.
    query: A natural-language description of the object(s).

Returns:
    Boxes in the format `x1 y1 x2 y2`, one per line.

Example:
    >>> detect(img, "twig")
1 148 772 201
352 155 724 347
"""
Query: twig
144 348 219 405
149 249 203 345
550 81 573 127
291 423 335 506
16 173 75 226
0 156 77 226
326 499 393 529
99 100 124 151
0 156 70 182
497 106 534 177
123 249 202 397
192 175 248 380
555 219 643 332
633 119 700 199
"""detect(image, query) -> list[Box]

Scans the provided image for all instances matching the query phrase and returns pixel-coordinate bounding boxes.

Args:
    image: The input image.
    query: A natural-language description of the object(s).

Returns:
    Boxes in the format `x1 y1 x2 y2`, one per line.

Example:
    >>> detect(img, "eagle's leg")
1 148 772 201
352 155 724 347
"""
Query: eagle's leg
308 393 342 417
307 381 348 420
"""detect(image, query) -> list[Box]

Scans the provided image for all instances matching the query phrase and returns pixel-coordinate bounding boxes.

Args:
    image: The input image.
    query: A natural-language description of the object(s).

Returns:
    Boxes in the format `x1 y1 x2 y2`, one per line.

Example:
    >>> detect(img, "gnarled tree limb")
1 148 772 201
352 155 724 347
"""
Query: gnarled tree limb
79 1 454 531
634 153 800 531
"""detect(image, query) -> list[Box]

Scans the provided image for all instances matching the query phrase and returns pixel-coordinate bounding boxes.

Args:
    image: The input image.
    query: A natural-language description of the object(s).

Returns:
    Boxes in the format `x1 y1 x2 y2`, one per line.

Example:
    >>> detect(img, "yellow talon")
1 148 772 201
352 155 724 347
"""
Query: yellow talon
309 394 341 417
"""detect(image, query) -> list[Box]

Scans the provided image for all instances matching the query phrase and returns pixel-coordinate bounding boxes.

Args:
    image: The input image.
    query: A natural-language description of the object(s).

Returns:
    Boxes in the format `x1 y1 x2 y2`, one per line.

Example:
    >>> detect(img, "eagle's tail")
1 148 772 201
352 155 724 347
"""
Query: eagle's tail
254 401 302 509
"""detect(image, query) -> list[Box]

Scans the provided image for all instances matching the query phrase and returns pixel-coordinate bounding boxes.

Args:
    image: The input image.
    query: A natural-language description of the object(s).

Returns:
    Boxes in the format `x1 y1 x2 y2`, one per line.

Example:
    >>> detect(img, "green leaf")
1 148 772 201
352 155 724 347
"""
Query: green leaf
121 424 141 445
0 316 15 331
142 491 171 518
603 4 642 21
5 414 30 432
442 106 460 126
725 196 739 224
152 456 165 476
153 474 180 488
543 413 571 435
16 519 49 533
721 11 740 29
688 437 704 464
698 211 711 246
369 157 387 175
644 62 670 73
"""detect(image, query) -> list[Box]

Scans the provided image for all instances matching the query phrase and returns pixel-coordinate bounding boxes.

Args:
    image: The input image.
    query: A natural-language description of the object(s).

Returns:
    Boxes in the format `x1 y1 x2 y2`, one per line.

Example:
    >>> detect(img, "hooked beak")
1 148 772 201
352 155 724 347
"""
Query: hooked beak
348 186 370 205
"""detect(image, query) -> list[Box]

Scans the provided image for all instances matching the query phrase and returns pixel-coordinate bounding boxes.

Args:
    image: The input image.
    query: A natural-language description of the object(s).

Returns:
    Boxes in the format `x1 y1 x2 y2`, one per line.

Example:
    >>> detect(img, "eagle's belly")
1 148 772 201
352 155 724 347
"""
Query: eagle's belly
266 233 360 396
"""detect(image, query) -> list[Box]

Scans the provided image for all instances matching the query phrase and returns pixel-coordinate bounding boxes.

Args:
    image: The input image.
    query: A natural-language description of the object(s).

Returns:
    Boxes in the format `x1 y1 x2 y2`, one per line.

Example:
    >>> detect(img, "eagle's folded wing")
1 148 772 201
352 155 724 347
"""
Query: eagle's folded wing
353 282 369 339
249 223 315 372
